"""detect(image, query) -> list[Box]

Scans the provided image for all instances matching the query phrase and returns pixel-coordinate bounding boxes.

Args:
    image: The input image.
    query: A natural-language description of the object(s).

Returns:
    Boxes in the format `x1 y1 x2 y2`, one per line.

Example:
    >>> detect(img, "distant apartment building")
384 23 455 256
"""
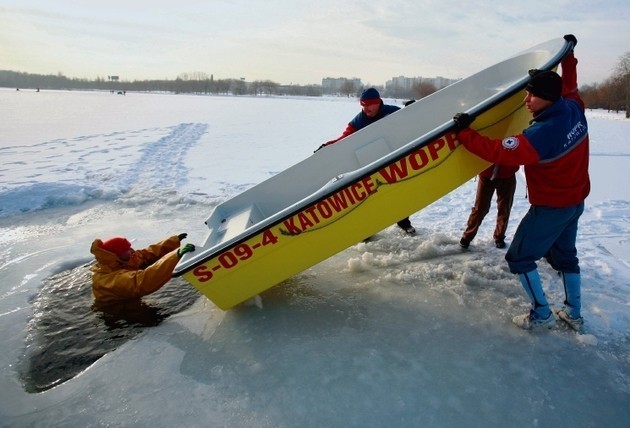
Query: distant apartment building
385 75 459 98
320 75 458 98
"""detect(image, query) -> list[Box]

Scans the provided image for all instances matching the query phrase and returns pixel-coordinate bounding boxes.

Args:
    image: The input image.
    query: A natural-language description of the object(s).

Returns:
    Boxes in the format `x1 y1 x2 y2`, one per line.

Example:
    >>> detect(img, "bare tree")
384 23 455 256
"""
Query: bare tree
414 81 437 99
340 80 357 97
252 80 279 95
615 52 630 118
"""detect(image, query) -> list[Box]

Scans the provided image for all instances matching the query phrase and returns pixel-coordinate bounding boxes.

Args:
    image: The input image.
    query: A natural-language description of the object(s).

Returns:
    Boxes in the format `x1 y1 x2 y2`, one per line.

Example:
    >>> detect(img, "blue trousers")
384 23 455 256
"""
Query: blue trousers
506 202 584 274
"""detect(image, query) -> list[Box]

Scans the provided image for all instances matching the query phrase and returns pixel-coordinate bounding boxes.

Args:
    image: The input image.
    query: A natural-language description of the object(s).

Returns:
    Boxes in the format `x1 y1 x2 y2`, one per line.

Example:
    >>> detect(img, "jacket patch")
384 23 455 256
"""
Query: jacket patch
502 136 519 150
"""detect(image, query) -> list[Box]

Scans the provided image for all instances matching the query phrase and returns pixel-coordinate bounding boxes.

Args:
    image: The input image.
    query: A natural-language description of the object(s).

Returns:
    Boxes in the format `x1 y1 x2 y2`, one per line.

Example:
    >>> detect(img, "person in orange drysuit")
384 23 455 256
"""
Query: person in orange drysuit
90 234 195 303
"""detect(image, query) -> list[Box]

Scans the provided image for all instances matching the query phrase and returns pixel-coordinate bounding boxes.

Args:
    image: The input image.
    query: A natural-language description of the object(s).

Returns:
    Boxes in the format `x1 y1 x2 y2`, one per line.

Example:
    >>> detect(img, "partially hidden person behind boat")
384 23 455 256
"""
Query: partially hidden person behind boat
459 163 519 250
90 234 195 303
452 34 589 331
315 87 416 235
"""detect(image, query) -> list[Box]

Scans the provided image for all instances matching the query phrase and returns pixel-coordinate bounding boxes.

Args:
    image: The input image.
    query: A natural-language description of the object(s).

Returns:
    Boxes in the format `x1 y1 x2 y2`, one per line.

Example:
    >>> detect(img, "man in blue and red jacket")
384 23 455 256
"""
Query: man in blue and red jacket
318 88 415 235
452 35 590 331
320 87 402 147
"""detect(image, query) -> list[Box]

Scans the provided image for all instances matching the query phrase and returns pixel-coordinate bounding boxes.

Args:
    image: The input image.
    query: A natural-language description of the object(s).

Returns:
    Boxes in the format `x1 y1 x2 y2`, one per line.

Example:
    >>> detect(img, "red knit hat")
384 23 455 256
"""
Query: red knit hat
100 237 132 256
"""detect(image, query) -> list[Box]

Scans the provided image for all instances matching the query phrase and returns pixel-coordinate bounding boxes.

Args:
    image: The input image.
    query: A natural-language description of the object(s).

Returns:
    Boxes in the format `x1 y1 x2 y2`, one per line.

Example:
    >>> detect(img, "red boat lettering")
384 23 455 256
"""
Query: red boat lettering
379 134 458 183
281 176 377 235
191 232 278 283
297 210 316 230
193 265 213 282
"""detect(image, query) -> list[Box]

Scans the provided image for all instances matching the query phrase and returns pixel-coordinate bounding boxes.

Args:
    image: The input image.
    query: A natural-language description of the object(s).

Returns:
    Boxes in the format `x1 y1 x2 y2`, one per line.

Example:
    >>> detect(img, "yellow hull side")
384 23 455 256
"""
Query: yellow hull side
183 91 530 309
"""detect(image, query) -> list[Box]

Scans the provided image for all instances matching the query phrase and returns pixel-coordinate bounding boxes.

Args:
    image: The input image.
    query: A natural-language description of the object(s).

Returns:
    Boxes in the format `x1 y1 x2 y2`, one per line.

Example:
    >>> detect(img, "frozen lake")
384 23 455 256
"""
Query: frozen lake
0 88 628 427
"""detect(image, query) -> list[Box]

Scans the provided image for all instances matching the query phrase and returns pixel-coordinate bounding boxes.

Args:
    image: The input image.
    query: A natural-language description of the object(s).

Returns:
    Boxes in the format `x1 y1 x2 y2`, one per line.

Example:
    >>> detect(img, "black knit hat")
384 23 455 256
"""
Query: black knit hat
526 69 562 101
360 88 381 106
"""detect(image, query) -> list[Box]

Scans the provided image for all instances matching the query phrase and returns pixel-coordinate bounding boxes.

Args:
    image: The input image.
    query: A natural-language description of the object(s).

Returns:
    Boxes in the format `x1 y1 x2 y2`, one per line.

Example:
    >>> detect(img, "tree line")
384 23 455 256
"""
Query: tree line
580 52 630 117
0 69 435 99
0 69 454 101
0 70 323 97
1 51 628 116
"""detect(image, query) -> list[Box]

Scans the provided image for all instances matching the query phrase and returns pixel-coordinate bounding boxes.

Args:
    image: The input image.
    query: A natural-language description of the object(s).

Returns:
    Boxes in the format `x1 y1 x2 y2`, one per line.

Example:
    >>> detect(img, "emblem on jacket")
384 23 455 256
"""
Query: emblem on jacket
502 136 519 150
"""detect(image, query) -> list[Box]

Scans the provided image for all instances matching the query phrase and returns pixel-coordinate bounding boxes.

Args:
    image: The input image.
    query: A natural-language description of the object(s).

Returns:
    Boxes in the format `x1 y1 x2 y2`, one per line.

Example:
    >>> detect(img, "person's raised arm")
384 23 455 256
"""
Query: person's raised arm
560 35 584 109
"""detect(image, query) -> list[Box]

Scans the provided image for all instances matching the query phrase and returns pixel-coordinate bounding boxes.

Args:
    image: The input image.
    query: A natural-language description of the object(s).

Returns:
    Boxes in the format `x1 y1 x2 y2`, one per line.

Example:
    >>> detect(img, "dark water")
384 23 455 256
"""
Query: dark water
17 262 200 393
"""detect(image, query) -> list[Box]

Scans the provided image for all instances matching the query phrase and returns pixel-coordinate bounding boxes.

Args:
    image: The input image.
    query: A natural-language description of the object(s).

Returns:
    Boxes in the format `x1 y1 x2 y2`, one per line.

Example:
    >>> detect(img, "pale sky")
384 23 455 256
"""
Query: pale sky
1 0 628 86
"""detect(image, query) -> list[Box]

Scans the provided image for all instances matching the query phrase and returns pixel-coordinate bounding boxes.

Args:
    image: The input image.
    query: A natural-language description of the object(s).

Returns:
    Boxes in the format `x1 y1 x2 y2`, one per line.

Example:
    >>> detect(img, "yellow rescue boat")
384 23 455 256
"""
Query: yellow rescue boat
174 37 574 309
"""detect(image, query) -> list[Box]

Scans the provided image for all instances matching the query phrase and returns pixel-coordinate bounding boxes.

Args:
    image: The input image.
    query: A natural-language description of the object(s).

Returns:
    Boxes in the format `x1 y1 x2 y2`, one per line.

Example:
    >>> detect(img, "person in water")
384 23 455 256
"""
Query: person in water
90 233 195 302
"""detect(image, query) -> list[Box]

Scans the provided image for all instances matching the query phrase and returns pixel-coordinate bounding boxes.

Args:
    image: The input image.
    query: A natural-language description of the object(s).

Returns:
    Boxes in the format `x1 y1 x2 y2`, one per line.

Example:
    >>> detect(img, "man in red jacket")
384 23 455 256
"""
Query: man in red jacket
452 35 589 331
460 163 519 249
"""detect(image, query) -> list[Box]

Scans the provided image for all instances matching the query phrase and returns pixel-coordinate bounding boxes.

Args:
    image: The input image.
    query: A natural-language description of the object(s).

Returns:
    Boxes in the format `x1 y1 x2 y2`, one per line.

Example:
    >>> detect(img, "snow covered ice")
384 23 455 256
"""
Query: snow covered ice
0 88 629 427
